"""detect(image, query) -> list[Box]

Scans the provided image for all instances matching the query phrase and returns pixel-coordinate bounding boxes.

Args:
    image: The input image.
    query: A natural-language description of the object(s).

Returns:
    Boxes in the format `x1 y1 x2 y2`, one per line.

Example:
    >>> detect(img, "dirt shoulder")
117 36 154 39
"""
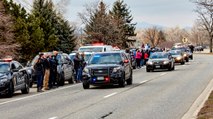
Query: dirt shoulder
197 91 213 119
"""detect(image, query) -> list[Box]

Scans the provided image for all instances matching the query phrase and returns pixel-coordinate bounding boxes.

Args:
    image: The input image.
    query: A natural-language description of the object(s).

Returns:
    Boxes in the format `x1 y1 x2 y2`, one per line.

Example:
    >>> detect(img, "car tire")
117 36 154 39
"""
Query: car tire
181 61 185 65
186 58 189 62
21 74 30 94
7 81 14 98
127 70 133 85
172 65 175 70
146 68 150 72
68 74 75 84
133 66 136 69
119 74 125 87
83 81 90 89
59 73 65 86
168 65 172 71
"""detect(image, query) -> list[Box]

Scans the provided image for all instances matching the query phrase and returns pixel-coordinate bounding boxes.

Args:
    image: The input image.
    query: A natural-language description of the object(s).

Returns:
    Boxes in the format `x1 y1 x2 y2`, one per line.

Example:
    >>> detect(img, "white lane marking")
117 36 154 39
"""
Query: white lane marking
104 92 117 98
48 117 58 119
0 83 81 106
140 80 148 84
160 73 167 76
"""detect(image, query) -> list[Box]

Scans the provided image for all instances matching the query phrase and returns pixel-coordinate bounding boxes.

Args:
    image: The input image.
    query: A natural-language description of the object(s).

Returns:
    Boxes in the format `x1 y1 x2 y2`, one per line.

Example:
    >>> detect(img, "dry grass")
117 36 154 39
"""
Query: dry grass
197 91 213 119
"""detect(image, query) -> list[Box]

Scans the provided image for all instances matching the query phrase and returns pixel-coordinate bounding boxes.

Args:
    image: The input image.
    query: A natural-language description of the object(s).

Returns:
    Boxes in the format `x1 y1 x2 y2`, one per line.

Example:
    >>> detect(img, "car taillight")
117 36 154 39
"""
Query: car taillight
105 76 110 82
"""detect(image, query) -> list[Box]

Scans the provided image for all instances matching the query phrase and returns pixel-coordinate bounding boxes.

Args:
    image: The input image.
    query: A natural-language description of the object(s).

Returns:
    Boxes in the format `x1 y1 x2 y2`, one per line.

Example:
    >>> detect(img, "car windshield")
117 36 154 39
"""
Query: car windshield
89 53 122 64
0 63 10 73
79 47 103 52
169 50 181 55
84 54 92 61
150 53 168 59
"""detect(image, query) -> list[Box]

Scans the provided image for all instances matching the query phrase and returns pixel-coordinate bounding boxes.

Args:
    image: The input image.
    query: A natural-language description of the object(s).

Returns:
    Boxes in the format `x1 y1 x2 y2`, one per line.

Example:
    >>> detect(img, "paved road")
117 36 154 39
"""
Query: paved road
0 54 213 119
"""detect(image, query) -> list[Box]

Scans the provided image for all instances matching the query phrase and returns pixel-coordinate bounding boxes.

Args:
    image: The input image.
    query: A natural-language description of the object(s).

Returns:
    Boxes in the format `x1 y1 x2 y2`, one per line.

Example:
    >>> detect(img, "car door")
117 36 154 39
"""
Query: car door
13 62 25 86
62 54 72 80
121 53 131 79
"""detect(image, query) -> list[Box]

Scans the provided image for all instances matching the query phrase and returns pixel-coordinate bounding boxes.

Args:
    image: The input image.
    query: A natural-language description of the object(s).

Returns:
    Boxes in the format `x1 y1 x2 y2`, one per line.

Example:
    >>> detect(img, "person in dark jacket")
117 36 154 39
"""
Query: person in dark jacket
34 53 44 92
73 53 82 82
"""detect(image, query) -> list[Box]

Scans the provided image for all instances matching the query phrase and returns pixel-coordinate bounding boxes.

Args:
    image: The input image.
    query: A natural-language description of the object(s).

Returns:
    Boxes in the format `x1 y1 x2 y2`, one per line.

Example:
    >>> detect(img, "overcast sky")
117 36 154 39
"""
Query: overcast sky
15 0 198 28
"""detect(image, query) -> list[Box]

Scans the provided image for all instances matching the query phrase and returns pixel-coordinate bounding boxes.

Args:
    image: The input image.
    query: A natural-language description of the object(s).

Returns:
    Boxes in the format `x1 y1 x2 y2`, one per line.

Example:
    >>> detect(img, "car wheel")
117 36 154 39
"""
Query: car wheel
168 65 172 71
21 74 30 94
119 74 125 87
127 70 133 85
191 56 193 60
186 58 189 62
68 74 75 84
59 73 65 86
83 81 90 89
146 68 150 72
7 81 14 98
172 65 175 70
133 66 136 69
181 61 185 65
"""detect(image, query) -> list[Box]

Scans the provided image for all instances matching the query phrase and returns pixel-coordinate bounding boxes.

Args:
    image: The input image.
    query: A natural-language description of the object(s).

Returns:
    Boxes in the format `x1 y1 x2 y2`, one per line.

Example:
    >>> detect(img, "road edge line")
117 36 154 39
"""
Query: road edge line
181 77 213 119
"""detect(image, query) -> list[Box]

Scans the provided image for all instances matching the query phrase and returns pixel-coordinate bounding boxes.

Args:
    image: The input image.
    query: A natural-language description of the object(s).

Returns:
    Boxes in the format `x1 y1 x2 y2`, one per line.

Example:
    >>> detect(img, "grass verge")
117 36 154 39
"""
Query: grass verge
197 91 213 119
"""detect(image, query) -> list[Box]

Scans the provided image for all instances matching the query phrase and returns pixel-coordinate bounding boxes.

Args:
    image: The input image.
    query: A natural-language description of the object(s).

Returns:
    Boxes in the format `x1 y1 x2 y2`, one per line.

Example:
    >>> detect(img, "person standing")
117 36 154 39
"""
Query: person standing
34 53 44 92
52 51 59 87
43 54 50 90
144 50 149 65
74 53 81 83
135 49 142 68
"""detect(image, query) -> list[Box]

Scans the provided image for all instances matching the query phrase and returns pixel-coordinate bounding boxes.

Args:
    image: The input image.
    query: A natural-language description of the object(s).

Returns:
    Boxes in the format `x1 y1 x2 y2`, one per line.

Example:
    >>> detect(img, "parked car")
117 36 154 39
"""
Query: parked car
82 52 133 89
146 52 175 72
171 47 189 62
69 52 93 63
28 52 75 86
0 58 30 97
169 50 185 65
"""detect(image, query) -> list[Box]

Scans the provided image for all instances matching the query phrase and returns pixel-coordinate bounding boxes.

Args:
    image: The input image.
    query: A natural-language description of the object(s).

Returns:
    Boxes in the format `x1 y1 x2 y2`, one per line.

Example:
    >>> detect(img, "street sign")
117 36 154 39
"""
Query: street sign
182 37 188 43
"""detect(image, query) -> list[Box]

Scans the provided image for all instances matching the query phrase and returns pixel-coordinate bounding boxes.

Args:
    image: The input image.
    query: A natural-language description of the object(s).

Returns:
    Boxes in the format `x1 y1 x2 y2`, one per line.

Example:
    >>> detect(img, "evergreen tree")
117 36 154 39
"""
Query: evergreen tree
56 17 76 53
32 0 58 51
84 1 123 47
110 0 136 48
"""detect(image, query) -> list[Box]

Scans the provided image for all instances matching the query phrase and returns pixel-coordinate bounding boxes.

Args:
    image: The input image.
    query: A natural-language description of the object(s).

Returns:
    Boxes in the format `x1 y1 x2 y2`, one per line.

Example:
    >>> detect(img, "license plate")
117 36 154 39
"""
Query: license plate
97 77 104 80
155 65 160 68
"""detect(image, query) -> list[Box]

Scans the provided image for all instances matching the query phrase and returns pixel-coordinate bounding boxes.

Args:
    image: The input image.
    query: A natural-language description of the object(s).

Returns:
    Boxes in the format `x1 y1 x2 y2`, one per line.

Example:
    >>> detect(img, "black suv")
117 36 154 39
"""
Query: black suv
0 59 30 97
82 52 133 89
29 52 75 86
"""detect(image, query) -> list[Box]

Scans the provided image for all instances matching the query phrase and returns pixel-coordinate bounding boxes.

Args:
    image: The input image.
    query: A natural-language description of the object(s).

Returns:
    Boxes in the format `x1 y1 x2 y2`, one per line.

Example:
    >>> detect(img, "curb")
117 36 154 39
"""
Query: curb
181 78 213 119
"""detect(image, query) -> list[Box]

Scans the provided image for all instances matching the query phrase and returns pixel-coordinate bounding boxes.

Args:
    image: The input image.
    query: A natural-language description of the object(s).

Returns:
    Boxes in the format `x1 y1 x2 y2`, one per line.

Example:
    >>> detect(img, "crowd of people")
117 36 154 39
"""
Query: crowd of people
34 51 59 92
34 51 86 92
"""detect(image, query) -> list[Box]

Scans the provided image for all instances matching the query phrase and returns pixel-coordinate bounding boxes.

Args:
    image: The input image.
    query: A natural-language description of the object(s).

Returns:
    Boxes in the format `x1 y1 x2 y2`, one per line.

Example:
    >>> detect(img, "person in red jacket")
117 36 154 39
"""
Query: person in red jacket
144 50 149 65
135 49 142 68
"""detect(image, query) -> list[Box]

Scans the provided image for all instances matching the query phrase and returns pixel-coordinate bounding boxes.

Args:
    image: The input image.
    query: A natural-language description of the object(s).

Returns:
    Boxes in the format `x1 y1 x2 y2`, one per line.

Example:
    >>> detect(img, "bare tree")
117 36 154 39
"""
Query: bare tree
190 21 209 46
0 1 20 59
143 27 166 47
193 0 213 52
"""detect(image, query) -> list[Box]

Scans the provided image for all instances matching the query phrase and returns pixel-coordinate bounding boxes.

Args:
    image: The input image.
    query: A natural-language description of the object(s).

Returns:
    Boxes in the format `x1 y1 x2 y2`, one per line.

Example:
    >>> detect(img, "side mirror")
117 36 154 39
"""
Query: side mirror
124 60 129 63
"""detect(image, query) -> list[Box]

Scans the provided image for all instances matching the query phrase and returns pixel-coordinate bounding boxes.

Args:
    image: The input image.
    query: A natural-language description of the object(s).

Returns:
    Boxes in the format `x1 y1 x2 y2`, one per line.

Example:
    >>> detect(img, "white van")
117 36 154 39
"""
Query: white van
78 45 113 52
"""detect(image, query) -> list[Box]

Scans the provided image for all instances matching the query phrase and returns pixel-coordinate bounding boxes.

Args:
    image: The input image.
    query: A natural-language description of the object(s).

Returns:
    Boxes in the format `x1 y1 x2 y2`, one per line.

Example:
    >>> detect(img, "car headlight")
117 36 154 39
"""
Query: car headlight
147 61 153 65
183 54 187 57
163 61 169 64
176 57 182 60
0 78 9 84
113 67 121 72
83 68 89 74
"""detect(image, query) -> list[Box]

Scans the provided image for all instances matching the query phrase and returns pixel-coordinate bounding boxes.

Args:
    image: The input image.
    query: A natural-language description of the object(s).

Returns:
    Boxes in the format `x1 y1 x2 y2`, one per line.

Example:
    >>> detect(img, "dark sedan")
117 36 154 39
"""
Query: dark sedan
146 52 175 72
0 59 30 97
82 52 133 89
